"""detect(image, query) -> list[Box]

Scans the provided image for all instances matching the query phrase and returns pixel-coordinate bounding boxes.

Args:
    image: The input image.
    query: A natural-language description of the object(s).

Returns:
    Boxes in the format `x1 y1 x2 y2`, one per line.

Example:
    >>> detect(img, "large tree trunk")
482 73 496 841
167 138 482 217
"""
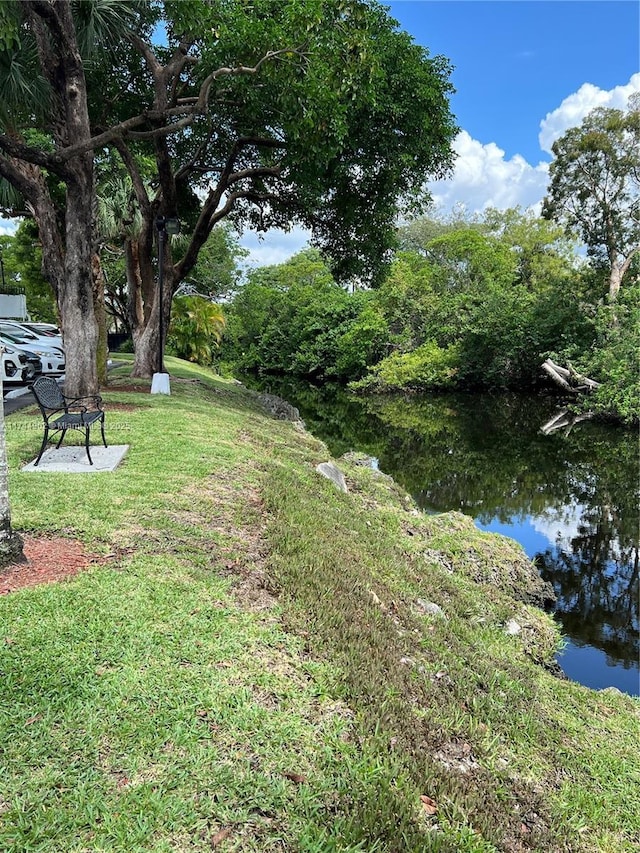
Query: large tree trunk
609 264 623 302
128 234 156 377
131 234 176 378
131 312 161 378
59 180 98 398
20 165 99 398
59 279 99 398
125 238 145 333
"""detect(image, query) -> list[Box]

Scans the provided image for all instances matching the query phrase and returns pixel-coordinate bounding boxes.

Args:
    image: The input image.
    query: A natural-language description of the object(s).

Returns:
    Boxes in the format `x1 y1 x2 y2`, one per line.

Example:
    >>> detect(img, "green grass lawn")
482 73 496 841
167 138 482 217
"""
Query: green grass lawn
1 357 638 852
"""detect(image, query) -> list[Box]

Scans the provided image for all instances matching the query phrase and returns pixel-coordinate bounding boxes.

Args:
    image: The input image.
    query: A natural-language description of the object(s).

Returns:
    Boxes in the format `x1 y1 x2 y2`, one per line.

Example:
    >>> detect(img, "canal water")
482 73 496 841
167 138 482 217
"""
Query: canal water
252 378 639 697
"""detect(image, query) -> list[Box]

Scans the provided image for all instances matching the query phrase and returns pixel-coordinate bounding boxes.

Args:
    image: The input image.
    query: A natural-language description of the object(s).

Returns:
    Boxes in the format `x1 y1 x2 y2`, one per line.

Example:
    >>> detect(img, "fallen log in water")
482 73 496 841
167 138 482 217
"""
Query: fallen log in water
541 358 601 394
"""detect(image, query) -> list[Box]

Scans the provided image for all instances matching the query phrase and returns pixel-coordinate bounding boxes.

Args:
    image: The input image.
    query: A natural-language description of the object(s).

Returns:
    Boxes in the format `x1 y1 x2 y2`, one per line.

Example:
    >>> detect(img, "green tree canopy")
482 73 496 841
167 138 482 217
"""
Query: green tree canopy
0 0 458 388
543 103 640 301
222 248 376 379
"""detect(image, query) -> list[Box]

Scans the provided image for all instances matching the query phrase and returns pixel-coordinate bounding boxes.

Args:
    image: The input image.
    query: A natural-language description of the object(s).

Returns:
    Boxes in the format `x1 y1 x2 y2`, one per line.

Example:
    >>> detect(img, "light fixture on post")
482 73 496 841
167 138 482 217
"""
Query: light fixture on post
151 215 180 395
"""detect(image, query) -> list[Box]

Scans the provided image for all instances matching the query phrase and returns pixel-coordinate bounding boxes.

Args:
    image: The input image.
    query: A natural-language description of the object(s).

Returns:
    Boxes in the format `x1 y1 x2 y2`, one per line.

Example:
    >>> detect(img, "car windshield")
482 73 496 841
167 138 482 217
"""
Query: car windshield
25 325 59 336
1 327 37 340
1 331 27 343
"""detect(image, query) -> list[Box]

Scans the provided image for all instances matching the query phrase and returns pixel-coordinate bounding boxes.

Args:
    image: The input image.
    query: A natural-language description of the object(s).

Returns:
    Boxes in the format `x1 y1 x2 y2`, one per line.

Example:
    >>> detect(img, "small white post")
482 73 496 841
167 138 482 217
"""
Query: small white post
151 372 171 395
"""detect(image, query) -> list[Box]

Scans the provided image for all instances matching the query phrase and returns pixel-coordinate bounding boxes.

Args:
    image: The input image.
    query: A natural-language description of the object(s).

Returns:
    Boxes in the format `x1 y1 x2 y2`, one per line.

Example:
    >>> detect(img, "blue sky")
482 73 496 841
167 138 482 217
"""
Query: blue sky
388 0 639 164
243 0 640 266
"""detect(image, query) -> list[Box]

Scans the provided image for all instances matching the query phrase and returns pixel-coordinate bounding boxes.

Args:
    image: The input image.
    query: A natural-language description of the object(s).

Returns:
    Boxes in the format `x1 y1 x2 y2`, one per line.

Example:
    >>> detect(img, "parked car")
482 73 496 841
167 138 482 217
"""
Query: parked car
0 338 41 386
21 322 62 340
0 328 65 376
0 320 63 350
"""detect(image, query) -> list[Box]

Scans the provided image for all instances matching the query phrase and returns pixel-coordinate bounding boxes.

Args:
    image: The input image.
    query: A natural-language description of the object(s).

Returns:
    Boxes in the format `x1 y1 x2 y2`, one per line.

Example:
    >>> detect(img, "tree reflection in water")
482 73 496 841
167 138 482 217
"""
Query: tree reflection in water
247 377 639 692
536 524 638 669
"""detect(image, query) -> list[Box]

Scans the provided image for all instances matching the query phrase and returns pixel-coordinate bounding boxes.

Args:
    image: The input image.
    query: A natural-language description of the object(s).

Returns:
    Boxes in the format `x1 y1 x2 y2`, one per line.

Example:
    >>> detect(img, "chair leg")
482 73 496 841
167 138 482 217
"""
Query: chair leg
56 428 68 449
34 427 49 466
100 414 107 448
84 426 93 465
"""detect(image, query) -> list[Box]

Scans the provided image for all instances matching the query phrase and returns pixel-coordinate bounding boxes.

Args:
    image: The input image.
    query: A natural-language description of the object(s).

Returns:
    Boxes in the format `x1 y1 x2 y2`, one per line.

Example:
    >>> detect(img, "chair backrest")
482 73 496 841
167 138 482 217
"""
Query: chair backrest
31 376 65 412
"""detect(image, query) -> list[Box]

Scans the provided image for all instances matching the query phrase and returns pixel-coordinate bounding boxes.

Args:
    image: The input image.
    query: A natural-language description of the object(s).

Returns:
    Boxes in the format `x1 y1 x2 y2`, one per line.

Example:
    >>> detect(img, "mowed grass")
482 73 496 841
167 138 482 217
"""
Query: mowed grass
0 356 638 853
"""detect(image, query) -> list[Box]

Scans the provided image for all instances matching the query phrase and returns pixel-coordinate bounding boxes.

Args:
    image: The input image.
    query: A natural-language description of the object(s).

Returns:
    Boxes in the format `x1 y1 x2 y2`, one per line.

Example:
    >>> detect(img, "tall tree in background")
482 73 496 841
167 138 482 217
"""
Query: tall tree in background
543 102 640 301
0 0 458 389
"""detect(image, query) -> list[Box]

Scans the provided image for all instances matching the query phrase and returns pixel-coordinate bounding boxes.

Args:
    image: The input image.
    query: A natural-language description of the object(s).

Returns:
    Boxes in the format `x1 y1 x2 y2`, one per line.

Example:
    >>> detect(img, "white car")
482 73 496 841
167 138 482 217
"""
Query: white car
0 327 65 376
0 320 63 350
0 339 41 385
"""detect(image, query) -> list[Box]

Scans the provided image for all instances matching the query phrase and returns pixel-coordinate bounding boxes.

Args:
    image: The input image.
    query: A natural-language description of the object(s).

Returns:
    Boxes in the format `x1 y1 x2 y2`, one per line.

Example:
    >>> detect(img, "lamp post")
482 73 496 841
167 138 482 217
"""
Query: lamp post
151 216 180 395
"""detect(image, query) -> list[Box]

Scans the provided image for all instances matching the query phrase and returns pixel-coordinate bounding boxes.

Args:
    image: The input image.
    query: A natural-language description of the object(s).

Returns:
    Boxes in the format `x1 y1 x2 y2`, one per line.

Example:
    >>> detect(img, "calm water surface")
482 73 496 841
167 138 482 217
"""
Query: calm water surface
253 378 639 697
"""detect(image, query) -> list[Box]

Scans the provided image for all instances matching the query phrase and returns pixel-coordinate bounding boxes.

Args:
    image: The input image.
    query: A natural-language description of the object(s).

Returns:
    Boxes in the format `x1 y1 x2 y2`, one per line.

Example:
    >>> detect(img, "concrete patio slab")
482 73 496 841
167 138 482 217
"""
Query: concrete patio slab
21 444 129 473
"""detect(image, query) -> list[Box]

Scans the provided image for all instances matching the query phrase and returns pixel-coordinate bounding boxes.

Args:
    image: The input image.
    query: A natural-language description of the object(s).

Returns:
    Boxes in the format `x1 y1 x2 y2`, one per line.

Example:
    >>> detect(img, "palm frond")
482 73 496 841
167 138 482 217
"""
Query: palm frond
0 177 26 218
72 0 156 58
97 176 143 239
0 42 51 129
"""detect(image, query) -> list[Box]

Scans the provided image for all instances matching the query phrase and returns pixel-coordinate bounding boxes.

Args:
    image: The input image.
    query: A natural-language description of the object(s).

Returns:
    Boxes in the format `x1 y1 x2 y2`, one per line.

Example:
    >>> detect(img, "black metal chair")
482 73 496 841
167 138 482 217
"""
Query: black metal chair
30 376 107 466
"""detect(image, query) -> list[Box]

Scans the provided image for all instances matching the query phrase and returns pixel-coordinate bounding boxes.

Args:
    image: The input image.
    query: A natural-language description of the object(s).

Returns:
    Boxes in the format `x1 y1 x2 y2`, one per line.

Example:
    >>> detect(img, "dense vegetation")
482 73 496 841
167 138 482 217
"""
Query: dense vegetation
219 208 639 424
218 102 639 424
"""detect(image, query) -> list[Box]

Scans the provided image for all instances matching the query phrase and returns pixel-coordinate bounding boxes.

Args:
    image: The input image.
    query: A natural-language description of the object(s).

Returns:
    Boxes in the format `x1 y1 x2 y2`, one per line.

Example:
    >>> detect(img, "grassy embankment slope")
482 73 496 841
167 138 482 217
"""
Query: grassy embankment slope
1 356 638 853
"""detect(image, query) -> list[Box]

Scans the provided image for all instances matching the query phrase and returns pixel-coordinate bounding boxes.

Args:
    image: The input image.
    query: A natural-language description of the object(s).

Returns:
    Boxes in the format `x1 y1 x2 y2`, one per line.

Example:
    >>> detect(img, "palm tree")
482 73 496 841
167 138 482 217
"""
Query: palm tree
168 296 225 365
96 173 145 344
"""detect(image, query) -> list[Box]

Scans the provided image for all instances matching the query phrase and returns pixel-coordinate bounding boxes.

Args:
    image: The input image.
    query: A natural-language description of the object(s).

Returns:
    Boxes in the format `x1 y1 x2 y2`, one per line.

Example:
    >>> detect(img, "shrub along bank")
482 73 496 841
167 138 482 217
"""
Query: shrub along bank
1 356 638 852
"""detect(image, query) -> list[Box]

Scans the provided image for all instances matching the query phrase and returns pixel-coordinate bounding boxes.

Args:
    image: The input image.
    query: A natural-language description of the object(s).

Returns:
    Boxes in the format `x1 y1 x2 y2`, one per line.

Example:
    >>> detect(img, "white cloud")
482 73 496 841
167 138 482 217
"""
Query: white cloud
426 72 640 221
427 131 549 215
539 72 640 154
530 502 625 561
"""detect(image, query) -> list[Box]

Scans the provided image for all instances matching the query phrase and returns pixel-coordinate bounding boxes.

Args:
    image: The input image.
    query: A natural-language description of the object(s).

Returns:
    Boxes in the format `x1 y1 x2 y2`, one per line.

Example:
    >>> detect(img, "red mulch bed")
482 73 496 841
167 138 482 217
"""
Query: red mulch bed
0 536 105 595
